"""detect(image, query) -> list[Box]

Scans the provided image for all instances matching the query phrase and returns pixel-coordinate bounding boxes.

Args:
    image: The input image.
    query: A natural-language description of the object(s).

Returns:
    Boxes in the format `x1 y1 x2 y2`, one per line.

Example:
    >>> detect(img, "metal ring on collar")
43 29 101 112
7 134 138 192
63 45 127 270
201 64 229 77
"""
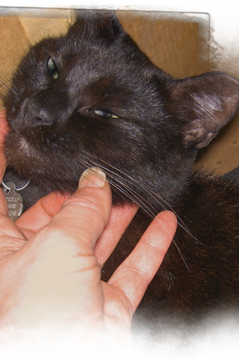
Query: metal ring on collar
1 179 30 192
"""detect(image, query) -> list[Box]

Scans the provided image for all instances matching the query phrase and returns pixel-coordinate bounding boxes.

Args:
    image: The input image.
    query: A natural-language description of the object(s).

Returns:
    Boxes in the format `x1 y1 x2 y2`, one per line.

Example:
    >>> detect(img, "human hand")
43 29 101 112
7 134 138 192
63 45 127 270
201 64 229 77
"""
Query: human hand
0 109 177 343
0 110 137 248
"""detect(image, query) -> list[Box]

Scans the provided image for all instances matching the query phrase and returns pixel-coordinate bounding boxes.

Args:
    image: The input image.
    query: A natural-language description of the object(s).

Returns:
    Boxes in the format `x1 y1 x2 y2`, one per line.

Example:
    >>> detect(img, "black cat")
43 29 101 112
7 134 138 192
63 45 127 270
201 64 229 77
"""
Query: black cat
2 10 239 336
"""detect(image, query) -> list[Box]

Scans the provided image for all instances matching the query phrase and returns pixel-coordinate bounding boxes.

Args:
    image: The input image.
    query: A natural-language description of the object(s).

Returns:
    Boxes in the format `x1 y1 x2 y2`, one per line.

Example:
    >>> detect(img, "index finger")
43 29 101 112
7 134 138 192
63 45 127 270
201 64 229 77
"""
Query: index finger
32 167 112 257
15 192 69 238
95 204 138 267
107 210 177 314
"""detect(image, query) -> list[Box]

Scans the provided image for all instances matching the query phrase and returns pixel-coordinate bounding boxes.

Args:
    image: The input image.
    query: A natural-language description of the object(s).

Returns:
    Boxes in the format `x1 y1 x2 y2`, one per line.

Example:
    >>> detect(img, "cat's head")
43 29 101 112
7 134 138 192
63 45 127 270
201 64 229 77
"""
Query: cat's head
3 11 239 213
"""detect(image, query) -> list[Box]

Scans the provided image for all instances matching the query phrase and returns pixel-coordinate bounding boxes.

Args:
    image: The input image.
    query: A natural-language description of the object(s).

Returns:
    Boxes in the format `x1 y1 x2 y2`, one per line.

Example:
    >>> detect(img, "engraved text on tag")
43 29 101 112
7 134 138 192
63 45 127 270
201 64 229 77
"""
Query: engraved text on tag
2 182 23 221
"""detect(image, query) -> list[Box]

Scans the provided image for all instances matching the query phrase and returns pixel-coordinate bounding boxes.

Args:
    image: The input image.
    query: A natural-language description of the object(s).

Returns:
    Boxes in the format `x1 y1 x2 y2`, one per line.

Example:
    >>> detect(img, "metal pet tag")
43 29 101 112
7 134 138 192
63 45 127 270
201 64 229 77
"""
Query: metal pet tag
2 182 24 221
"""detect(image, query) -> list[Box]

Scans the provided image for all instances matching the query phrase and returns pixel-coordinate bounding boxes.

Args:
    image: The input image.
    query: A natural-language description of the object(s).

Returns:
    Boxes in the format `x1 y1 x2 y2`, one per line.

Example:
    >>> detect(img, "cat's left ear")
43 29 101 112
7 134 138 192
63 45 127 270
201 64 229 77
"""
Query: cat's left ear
68 10 124 40
170 72 239 148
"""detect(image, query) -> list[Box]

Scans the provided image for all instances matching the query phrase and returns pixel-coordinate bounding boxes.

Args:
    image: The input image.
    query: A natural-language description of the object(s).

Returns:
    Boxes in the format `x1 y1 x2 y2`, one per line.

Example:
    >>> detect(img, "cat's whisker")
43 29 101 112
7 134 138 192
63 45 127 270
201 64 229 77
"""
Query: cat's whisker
81 151 192 251
0 71 12 85
173 241 190 273
80 154 160 210
80 23 87 47
77 152 190 272
80 149 200 244
74 157 149 211
41 45 51 57
78 152 161 215
0 76 17 96
109 177 190 272
109 177 190 270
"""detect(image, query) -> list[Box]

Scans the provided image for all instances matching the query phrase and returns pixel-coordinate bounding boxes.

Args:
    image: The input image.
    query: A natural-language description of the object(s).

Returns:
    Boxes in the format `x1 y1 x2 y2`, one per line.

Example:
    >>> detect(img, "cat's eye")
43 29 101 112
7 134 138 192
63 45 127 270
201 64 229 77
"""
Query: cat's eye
94 109 119 119
47 58 59 79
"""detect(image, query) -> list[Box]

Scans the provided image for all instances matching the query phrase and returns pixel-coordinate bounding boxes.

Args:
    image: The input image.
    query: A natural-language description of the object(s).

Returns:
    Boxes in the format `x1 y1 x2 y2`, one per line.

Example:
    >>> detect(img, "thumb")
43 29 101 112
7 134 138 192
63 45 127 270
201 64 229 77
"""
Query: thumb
0 167 112 327
40 167 112 256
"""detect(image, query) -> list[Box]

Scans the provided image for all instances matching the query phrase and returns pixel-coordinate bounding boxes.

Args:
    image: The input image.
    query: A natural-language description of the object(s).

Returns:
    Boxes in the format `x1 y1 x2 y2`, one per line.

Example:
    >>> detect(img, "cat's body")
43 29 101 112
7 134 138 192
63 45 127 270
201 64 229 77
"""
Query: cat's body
111 173 239 335
2 11 239 335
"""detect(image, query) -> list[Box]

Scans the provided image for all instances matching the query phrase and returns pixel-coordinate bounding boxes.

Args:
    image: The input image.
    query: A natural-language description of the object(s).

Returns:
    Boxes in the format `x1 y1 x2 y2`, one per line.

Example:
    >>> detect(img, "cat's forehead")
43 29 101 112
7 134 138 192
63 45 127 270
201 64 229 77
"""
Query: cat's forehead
9 13 169 121
35 15 152 77
35 29 154 95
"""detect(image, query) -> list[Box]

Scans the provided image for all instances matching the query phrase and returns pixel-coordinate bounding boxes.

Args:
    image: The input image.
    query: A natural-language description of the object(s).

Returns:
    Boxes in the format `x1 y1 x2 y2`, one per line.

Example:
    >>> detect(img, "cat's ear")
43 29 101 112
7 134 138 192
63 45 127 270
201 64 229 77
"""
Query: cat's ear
68 10 123 40
170 72 239 148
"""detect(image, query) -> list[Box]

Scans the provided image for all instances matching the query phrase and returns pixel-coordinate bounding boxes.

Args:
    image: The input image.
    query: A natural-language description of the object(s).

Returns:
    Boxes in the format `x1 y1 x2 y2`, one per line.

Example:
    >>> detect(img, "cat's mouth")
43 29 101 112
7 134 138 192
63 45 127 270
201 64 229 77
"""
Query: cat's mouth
4 130 50 180
18 136 33 154
5 131 43 163
4 129 82 193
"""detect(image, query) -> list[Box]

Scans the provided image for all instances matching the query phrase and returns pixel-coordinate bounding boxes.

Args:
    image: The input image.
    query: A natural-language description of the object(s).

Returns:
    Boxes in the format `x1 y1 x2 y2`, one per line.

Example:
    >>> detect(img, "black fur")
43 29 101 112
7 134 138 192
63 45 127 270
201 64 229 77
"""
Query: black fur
3 10 239 335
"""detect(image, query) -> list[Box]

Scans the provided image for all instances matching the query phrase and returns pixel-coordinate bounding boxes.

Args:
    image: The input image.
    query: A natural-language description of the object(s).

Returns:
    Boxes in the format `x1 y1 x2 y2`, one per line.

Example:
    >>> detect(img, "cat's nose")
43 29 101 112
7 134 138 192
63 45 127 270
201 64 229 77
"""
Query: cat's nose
24 98 53 128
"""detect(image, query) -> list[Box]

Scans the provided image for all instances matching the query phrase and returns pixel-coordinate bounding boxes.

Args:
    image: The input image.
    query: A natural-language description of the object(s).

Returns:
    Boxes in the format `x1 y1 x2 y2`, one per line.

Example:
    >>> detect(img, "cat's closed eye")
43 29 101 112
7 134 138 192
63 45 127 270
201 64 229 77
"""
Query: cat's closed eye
93 109 119 119
47 57 59 79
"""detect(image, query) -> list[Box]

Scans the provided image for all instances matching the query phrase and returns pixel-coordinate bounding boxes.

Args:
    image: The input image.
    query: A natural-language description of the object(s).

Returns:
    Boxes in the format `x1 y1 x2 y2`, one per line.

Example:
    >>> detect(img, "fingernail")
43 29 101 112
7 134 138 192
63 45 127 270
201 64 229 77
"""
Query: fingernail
78 167 106 189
